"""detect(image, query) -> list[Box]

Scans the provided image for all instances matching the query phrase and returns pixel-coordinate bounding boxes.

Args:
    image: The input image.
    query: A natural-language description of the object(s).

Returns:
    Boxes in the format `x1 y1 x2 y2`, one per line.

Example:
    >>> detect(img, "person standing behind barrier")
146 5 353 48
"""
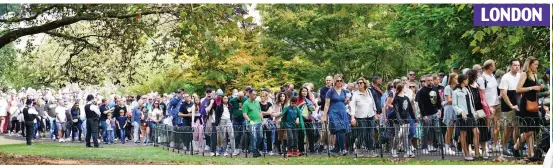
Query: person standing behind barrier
149 100 162 145
105 113 115 144
477 60 501 153
467 69 489 160
84 94 101 148
55 99 67 143
259 91 275 155
116 109 128 144
0 95 7 135
273 92 288 155
318 76 334 152
513 57 543 160
279 96 301 157
453 74 477 161
132 100 143 144
322 74 351 156
99 99 112 144
416 74 444 154
70 103 82 142
350 77 378 157
443 73 458 155
178 93 194 150
499 59 521 157
243 89 263 158
215 95 235 156
229 91 247 156
191 95 204 154
296 87 314 155
390 82 416 158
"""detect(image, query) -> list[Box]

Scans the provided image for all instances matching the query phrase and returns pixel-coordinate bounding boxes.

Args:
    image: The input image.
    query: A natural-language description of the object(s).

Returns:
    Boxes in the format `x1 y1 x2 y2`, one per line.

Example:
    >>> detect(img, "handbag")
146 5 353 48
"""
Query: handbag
526 75 539 113
476 110 486 119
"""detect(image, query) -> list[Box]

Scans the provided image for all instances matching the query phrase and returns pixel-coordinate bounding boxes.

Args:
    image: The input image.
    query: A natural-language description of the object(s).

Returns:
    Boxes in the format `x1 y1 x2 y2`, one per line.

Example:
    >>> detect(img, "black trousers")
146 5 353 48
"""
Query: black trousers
25 121 33 145
86 118 99 147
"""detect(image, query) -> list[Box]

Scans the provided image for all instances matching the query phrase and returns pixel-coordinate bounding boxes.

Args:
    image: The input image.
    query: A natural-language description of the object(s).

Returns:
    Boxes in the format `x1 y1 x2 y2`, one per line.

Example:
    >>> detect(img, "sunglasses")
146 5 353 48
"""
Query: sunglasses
409 74 416 76
357 82 364 85
336 80 343 83
439 74 445 77
421 80 426 82
409 86 416 88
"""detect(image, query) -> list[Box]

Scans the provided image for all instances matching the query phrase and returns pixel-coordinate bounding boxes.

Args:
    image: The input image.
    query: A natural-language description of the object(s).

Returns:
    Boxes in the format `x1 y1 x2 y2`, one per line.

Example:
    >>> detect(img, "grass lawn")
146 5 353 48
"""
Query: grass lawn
0 143 521 165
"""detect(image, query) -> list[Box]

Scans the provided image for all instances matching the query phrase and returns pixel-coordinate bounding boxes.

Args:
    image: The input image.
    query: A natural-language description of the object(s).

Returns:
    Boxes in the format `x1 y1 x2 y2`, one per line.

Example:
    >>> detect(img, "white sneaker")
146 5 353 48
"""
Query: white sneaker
447 148 456 155
59 139 64 143
232 150 240 156
422 149 430 155
429 146 437 152
205 146 211 151
268 151 275 156
493 145 501 152
210 152 216 156
391 150 398 158
224 152 229 157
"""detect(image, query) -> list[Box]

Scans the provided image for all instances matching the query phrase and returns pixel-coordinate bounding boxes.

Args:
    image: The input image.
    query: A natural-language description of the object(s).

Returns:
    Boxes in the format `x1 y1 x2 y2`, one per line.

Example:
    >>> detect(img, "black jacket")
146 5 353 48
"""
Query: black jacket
416 86 443 116
214 103 233 126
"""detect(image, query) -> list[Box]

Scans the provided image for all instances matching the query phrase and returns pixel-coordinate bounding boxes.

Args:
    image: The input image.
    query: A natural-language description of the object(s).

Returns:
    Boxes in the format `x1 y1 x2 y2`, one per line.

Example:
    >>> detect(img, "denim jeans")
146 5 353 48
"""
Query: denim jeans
422 113 443 149
49 118 58 139
81 119 87 139
149 121 156 144
132 121 140 143
119 127 126 143
249 124 262 154
233 120 246 150
355 117 376 150
107 130 114 143
33 123 38 139
72 120 82 141
100 120 107 142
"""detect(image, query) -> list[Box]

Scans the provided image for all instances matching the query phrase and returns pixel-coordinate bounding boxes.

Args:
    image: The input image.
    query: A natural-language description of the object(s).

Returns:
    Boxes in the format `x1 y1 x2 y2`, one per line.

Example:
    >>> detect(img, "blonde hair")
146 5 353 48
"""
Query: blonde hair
356 77 369 89
522 56 539 75
448 73 458 86
483 60 495 70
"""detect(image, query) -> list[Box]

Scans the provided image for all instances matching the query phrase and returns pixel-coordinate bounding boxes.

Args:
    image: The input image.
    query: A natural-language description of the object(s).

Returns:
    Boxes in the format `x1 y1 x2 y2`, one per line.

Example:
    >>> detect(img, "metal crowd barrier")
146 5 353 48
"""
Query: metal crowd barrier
152 116 549 159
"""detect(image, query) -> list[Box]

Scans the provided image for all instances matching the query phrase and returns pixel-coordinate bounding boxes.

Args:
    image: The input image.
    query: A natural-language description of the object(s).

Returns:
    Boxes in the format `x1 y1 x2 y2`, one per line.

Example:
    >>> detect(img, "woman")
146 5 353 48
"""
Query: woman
297 87 315 154
390 82 416 158
350 77 378 157
191 94 204 154
452 74 478 161
70 103 82 142
322 74 351 156
140 106 150 145
273 92 288 155
514 57 543 160
467 69 490 160
260 91 275 155
538 68 550 107
443 73 458 155
149 100 163 145
409 83 422 151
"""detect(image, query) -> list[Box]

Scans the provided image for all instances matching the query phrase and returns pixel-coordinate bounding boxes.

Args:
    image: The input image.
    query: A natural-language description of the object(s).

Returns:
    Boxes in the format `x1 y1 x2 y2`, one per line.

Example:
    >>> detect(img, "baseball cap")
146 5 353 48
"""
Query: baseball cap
216 89 224 96
546 68 550 75
245 86 252 92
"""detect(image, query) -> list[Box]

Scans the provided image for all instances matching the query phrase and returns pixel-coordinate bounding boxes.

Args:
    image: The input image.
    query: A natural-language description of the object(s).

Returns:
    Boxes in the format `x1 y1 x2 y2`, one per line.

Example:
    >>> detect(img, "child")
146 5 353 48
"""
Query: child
116 109 128 144
106 114 115 144
279 96 304 157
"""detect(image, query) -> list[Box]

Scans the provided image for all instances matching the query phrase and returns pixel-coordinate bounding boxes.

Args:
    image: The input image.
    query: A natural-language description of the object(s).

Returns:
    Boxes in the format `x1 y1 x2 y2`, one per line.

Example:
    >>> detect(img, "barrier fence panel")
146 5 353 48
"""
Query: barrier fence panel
153 116 549 160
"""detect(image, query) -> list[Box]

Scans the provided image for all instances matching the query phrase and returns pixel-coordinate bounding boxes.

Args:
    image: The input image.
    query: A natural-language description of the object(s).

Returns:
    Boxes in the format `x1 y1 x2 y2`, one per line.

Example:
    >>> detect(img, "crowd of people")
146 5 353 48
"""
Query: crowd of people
0 57 549 161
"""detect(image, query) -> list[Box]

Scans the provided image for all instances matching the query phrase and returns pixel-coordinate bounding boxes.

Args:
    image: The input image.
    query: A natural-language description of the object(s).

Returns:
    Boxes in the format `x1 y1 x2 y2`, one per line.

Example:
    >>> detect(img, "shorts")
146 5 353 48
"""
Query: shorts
140 125 148 131
491 105 501 124
57 122 67 131
501 110 519 127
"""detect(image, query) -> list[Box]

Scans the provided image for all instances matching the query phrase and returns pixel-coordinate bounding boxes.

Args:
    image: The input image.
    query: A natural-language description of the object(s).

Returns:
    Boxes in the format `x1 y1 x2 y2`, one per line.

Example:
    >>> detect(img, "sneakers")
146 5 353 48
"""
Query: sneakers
483 153 490 160
428 146 437 152
354 149 364 157
392 150 398 158
368 150 379 158
421 149 430 155
287 151 294 156
404 151 415 158
444 146 456 155
209 152 216 156
464 156 474 161
224 152 229 157
268 151 275 156
502 149 513 157
232 149 240 156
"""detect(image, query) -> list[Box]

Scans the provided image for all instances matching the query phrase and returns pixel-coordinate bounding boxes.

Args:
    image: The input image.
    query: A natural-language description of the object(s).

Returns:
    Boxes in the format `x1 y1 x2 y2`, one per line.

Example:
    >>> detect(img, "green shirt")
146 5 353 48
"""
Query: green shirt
229 97 247 120
242 98 262 125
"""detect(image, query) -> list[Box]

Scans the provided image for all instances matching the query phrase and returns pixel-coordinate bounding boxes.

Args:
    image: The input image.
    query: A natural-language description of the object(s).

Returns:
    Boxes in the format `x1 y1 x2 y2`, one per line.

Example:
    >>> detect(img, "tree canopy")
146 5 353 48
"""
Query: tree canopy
0 4 549 94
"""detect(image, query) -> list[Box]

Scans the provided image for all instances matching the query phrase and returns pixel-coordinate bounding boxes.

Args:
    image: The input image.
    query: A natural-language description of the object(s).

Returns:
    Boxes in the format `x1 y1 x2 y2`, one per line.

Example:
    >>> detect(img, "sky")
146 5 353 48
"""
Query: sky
14 4 262 50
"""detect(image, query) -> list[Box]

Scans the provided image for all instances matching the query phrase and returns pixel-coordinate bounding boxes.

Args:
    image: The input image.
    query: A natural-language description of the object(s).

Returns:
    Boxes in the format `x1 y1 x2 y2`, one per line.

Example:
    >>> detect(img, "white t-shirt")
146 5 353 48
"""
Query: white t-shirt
222 104 231 120
55 106 67 122
0 98 7 117
477 73 499 106
150 108 162 122
499 72 520 91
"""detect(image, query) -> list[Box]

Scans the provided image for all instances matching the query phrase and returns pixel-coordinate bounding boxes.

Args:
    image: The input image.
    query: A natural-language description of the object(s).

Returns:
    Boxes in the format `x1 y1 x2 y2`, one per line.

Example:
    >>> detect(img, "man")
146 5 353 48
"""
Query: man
99 99 112 144
55 99 67 143
242 89 262 158
229 91 247 156
498 59 521 157
369 76 384 116
477 60 501 152
113 99 127 141
168 89 184 127
441 63 461 87
438 71 446 85
288 84 297 97
132 100 143 144
178 93 194 150
408 71 420 89
47 99 58 140
416 75 443 154
22 99 38 145
318 76 334 152
84 94 101 148
200 88 216 153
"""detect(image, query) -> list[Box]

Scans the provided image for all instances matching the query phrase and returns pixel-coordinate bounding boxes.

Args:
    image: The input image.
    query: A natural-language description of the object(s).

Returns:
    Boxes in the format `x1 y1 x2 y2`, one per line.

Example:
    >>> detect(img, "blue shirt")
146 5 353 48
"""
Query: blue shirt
99 105 109 121
116 116 127 128
168 96 183 125
132 107 141 123
283 106 299 129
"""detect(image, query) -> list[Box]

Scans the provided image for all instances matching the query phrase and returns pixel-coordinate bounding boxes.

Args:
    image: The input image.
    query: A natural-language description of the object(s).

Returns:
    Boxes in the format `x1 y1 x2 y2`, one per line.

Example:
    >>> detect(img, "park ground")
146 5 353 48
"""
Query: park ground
0 135 544 165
